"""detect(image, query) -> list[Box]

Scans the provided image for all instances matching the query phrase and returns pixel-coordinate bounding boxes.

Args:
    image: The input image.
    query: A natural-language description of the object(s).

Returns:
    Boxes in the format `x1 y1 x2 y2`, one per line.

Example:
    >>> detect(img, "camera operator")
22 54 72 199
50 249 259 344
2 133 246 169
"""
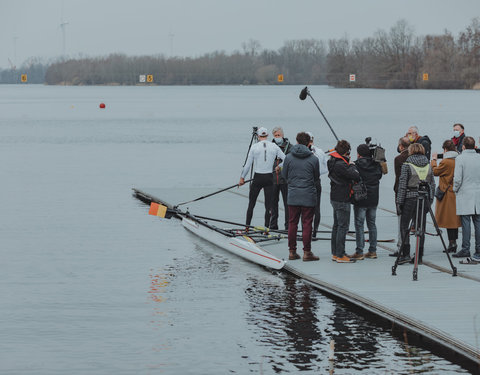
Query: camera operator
396 143 435 264
351 144 383 260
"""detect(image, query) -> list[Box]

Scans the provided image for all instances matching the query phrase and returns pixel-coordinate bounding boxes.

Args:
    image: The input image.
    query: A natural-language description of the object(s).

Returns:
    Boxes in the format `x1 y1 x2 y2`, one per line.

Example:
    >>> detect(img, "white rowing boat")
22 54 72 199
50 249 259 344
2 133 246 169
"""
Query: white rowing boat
181 216 285 270
132 188 286 270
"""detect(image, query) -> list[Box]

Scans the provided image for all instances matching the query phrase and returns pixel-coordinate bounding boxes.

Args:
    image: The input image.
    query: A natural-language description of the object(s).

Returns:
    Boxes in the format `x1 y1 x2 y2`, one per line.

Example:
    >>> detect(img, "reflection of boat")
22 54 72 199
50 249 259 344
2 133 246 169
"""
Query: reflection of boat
133 188 285 270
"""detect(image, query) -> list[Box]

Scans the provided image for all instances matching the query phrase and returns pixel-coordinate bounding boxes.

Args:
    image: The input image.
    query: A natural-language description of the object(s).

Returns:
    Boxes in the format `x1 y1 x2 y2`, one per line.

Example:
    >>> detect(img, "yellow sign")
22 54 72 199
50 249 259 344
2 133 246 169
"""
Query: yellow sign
277 74 284 82
21 74 27 83
147 75 154 83
423 73 429 81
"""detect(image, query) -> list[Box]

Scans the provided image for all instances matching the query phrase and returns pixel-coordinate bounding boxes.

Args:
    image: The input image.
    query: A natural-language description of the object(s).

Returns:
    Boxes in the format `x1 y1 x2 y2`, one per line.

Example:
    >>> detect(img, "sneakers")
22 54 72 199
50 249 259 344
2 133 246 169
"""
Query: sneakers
397 255 411 265
452 250 470 258
472 253 480 262
336 255 356 263
349 253 365 260
331 255 338 261
364 251 377 259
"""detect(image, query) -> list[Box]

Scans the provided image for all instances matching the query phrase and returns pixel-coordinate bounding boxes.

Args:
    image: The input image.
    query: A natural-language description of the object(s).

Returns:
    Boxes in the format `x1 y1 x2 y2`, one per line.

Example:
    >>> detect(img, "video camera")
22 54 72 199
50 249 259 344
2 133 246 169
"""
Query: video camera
365 137 386 163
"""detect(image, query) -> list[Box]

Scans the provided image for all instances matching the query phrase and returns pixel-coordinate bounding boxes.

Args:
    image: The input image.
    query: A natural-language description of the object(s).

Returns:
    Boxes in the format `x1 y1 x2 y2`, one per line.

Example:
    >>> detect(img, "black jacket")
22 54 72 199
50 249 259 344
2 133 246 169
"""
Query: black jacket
354 157 383 207
328 152 360 203
273 138 292 184
415 135 432 160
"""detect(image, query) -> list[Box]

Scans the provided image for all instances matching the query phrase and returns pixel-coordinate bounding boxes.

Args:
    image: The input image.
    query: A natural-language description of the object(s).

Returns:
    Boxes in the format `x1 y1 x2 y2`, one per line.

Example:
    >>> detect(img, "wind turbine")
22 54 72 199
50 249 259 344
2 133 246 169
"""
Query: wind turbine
59 1 68 58
60 19 68 58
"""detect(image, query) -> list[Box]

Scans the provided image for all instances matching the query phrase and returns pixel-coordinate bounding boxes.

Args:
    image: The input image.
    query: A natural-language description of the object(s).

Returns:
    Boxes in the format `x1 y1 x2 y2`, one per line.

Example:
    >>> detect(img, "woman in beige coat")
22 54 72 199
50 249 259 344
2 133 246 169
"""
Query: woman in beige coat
431 140 461 252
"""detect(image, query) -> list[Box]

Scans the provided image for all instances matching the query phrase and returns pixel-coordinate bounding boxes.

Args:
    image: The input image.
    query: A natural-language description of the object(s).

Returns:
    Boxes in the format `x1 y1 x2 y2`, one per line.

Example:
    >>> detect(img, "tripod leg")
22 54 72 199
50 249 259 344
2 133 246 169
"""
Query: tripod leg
392 216 413 275
412 197 424 281
427 205 458 276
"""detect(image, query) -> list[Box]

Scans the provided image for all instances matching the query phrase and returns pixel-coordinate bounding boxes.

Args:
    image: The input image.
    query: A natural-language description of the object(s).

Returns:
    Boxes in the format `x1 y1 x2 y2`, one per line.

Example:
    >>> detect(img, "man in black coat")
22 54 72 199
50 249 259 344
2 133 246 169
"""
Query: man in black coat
351 144 383 260
328 140 360 263
406 125 431 160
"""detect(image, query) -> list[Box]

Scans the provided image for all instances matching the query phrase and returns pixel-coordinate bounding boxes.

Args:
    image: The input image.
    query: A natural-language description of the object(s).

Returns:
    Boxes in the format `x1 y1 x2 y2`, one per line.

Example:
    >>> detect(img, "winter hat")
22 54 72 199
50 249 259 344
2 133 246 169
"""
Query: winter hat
357 144 371 157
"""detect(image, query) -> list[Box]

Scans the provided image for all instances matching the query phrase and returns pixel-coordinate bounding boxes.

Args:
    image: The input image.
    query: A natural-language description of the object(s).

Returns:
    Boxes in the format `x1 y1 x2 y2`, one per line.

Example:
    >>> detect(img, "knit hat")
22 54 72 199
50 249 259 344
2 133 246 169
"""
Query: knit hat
357 144 371 157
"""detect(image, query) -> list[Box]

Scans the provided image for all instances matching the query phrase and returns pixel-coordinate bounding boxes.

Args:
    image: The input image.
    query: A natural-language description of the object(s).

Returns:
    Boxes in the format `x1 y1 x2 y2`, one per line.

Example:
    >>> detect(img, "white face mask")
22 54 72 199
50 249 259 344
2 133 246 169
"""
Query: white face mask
274 137 283 145
453 130 460 138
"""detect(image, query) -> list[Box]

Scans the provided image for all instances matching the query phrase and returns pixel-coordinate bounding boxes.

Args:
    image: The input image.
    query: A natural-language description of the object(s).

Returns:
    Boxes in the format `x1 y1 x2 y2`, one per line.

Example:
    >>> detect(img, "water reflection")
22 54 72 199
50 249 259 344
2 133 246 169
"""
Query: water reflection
244 273 469 374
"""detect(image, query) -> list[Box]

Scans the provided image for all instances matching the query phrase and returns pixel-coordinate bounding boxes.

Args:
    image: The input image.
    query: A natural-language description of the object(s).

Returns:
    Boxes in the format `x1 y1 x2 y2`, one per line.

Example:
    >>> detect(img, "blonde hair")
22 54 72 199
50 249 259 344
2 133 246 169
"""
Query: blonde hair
408 143 425 156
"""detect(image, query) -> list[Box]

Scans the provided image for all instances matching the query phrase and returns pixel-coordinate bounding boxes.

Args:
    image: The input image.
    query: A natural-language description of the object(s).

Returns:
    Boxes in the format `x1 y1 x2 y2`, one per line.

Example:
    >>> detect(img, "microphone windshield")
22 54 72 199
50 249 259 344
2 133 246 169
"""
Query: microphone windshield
299 86 308 100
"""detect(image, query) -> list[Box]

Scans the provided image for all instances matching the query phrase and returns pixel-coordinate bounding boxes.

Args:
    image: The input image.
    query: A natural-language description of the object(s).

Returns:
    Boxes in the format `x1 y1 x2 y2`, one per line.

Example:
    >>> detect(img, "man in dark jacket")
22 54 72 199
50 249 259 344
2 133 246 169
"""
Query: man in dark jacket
452 123 465 153
391 137 411 256
351 144 383 260
270 126 293 230
282 132 320 261
407 126 432 160
328 140 360 263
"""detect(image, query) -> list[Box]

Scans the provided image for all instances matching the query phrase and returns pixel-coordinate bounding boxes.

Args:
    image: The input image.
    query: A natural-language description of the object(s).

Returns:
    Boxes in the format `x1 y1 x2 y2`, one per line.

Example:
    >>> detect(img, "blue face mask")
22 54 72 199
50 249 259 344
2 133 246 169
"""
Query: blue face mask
274 137 283 145
453 130 460 138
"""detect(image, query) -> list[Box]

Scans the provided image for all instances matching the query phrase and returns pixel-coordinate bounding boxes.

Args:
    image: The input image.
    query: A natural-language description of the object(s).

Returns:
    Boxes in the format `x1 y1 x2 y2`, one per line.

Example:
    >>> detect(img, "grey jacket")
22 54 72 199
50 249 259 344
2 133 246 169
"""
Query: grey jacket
453 149 480 215
396 154 435 205
282 144 320 207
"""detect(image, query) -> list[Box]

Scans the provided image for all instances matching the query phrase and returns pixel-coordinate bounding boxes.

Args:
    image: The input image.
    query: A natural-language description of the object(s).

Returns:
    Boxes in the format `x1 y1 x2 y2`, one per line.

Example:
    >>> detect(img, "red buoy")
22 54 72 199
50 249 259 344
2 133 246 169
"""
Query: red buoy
99 103 106 109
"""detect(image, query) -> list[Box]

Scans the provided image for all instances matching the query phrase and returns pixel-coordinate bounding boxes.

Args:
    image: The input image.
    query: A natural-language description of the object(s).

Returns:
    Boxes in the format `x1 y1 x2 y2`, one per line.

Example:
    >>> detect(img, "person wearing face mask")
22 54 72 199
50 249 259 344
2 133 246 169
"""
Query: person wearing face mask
306 132 328 238
406 126 432 160
270 126 293 230
451 123 466 153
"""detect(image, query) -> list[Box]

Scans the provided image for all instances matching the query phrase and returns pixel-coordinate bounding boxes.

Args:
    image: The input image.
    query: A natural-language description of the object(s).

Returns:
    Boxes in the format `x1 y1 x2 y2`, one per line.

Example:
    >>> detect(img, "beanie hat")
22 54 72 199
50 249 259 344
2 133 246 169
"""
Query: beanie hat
357 144 371 157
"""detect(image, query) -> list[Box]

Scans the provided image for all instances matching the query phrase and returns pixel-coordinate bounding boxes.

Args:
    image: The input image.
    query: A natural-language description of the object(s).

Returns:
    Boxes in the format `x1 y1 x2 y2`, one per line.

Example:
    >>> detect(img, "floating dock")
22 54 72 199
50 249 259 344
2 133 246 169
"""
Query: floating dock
133 186 480 370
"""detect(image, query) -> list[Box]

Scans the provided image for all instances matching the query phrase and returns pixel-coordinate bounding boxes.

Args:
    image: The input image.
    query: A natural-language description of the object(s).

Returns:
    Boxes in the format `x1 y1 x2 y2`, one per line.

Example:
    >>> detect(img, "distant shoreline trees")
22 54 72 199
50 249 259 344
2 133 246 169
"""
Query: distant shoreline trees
2 19 480 89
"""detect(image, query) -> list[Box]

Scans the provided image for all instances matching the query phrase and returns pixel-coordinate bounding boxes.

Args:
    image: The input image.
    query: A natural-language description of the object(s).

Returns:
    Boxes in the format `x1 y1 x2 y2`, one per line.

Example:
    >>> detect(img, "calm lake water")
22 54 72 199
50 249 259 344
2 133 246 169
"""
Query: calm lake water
1 84 478 374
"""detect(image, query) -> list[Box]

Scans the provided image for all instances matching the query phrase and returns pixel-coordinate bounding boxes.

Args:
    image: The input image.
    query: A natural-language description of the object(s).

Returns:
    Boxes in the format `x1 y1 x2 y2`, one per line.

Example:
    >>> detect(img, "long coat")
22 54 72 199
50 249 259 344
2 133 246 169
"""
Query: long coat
453 149 480 215
431 152 461 228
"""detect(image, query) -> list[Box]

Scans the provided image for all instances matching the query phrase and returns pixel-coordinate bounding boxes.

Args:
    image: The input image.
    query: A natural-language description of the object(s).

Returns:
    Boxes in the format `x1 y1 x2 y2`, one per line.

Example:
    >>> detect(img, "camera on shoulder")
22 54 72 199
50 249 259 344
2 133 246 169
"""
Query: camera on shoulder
365 137 386 163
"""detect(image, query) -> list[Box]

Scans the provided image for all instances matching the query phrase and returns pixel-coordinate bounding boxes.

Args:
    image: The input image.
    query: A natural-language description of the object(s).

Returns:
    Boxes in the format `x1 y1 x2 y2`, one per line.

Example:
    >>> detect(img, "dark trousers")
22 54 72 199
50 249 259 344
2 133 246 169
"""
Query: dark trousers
288 205 315 252
270 183 288 230
331 200 351 257
399 197 429 257
246 173 273 227
447 228 458 241
313 182 322 236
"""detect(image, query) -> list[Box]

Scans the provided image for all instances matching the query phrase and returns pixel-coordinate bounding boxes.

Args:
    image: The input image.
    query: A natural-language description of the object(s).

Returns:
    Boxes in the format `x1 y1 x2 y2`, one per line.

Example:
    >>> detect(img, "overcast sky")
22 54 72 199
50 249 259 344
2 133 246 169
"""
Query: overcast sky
1 0 479 69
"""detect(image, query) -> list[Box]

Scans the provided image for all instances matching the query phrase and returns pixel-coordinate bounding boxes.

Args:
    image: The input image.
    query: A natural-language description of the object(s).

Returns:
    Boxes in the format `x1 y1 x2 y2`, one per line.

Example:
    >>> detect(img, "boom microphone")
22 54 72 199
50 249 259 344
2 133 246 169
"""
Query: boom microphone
299 86 308 100
298 86 339 141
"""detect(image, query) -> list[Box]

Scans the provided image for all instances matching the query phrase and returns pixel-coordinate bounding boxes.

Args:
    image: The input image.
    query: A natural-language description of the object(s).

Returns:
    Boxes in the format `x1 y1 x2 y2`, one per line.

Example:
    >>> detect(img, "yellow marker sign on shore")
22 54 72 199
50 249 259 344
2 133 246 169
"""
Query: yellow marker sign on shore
423 73 429 81
277 74 284 82
21 74 27 83
147 75 154 83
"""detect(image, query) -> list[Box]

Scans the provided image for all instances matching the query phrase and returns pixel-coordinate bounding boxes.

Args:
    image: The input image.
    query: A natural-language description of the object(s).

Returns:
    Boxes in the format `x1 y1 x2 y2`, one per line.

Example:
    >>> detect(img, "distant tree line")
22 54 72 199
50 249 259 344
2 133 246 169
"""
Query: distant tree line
2 19 480 89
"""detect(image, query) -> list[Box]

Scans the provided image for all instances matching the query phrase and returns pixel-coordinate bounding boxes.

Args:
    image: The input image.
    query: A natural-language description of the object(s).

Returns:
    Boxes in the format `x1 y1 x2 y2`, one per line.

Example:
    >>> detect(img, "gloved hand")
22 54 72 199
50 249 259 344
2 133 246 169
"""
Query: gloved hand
396 204 403 216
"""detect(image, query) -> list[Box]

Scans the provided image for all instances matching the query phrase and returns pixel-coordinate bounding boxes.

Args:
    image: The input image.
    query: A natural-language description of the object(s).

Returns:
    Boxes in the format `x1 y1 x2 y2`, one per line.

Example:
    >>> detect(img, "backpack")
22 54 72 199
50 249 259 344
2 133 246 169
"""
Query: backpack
352 180 368 203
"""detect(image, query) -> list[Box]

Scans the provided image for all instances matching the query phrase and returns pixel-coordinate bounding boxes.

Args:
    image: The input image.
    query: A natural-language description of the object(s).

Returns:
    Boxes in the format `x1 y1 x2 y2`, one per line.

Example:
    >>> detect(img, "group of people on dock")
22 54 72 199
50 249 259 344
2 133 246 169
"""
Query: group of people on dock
239 124 480 264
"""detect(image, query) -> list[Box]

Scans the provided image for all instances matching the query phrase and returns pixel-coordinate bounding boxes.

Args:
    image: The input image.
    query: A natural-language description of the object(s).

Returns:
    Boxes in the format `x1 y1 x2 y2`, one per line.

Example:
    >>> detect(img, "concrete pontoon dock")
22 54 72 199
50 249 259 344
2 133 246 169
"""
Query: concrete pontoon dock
133 186 480 369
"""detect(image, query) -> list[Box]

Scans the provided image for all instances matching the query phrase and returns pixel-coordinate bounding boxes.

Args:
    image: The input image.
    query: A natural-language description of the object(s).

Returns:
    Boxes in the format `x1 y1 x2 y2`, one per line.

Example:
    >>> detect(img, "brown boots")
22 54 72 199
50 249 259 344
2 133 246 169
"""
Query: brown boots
289 251 301 260
302 251 319 261
289 250 319 261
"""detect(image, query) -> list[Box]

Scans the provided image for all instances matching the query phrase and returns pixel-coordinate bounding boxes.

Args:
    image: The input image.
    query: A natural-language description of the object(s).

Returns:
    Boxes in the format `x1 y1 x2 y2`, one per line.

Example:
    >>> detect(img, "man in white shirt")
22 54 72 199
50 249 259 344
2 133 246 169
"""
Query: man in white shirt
307 132 328 237
239 127 286 227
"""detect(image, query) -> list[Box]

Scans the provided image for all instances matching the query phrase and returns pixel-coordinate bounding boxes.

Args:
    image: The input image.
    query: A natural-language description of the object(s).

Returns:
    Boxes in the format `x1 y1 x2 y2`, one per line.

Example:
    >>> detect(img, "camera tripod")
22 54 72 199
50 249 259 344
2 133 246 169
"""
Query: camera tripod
242 126 259 182
392 183 458 280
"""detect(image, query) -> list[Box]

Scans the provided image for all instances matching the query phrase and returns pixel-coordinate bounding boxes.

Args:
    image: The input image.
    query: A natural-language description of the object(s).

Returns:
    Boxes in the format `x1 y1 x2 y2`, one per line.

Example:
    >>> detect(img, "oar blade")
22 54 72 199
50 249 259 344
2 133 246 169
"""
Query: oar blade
149 202 169 218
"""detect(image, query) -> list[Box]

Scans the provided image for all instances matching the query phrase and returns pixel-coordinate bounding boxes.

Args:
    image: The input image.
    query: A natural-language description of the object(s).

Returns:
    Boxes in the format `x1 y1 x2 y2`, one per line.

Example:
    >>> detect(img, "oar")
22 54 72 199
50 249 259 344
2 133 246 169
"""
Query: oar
175 180 252 207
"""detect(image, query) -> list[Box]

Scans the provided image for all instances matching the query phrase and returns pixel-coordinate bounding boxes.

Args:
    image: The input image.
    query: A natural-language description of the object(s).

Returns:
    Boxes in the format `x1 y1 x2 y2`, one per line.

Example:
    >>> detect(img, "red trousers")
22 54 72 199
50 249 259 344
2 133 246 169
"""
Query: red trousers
288 205 315 252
